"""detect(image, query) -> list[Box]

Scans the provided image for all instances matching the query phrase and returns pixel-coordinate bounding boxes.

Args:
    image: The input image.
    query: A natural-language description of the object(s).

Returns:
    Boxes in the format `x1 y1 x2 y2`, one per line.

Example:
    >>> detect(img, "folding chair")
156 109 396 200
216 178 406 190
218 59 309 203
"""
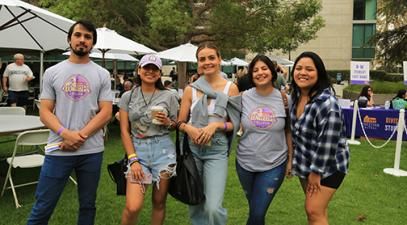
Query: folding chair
0 106 26 115
1 129 76 208
0 90 8 106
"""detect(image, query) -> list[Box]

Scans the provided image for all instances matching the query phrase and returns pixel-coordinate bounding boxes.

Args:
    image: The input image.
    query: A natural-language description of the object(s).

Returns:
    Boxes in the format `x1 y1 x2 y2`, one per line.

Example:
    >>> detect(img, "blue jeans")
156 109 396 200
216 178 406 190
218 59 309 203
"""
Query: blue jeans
27 152 103 225
188 132 229 225
236 160 286 225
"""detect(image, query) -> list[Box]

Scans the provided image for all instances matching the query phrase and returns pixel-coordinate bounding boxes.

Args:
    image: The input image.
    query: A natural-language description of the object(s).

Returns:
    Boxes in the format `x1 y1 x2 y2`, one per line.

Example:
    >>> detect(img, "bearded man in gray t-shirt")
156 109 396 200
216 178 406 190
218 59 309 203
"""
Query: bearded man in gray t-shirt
27 20 113 225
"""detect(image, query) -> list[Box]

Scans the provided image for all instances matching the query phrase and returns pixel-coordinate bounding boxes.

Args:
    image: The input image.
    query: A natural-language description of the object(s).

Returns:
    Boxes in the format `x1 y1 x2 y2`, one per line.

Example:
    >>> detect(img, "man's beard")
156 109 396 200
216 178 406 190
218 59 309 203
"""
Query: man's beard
72 48 89 57
69 43 91 57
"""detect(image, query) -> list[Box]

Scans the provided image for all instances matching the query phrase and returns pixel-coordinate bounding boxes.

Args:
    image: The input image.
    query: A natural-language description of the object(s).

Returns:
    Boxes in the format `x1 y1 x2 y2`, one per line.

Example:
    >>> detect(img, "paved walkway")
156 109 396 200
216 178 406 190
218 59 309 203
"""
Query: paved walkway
332 81 349 98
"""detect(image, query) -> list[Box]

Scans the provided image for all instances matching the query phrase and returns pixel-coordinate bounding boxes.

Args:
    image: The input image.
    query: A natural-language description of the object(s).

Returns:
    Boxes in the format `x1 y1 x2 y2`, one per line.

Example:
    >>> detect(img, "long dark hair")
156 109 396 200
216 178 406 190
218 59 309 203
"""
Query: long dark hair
359 85 372 101
247 55 277 88
393 89 406 100
290 51 334 104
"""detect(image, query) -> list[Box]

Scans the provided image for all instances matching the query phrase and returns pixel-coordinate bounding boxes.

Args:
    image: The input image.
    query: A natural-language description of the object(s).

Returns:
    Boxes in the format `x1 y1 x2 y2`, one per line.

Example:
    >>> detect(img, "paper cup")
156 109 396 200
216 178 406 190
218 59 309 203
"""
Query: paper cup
151 105 166 125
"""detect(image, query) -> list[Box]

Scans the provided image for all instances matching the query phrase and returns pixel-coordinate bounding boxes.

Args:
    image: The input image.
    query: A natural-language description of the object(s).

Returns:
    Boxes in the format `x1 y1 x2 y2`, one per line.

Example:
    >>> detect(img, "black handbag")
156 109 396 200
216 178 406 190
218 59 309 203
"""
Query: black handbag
168 129 205 205
107 156 128 196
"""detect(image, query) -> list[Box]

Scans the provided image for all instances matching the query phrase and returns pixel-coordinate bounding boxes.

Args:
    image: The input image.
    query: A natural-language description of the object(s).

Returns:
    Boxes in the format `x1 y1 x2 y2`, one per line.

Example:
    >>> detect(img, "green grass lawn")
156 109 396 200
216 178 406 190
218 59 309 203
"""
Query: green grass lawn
1 123 407 225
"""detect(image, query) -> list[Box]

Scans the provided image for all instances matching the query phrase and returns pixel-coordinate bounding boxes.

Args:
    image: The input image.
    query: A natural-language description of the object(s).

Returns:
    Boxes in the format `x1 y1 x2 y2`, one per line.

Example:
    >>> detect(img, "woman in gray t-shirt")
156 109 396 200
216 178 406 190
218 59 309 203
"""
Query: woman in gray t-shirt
236 55 293 225
119 54 179 225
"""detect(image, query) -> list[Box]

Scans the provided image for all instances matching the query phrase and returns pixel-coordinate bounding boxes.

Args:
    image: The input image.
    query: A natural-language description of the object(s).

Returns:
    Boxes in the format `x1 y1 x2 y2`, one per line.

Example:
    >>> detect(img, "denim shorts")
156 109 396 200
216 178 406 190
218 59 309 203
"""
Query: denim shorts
131 134 176 185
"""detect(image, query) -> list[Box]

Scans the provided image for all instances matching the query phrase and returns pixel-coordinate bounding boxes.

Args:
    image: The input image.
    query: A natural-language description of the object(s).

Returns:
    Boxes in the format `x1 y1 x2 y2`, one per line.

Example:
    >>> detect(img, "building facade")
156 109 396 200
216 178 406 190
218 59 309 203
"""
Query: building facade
280 0 378 70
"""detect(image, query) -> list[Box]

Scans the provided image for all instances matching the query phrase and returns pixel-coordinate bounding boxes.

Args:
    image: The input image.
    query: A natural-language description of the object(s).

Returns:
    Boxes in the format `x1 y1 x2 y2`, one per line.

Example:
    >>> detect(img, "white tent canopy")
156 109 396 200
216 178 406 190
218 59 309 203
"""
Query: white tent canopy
63 51 138 61
0 0 74 51
267 55 294 67
227 57 248 67
94 27 156 55
156 43 198 63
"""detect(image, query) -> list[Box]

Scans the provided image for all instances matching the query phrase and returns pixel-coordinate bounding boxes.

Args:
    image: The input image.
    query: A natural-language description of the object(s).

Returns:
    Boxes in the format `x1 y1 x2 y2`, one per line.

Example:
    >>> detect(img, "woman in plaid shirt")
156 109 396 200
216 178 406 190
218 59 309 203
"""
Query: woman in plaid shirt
290 52 350 225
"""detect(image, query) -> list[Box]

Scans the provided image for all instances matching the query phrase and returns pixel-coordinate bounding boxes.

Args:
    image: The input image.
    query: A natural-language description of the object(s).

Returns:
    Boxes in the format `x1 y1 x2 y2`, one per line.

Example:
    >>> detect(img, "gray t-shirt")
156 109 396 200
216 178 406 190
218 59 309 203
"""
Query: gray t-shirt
40 60 112 156
237 88 288 172
3 63 33 91
119 87 179 138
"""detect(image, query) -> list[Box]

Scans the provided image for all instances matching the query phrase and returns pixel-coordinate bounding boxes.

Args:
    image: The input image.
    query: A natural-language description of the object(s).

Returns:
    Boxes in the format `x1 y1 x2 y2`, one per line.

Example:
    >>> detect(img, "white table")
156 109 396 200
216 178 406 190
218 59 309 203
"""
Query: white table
0 115 45 136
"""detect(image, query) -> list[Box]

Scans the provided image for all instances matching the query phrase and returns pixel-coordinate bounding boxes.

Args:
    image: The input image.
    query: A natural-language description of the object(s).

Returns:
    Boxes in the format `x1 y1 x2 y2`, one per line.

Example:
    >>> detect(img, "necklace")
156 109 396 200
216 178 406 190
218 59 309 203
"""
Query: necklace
141 88 156 106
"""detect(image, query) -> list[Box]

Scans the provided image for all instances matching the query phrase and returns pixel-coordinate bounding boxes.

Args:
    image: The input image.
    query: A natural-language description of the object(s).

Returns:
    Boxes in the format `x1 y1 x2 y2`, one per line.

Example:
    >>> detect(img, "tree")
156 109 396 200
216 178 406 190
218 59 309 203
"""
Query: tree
246 0 324 59
146 0 192 50
37 0 324 58
375 0 407 71
38 0 149 46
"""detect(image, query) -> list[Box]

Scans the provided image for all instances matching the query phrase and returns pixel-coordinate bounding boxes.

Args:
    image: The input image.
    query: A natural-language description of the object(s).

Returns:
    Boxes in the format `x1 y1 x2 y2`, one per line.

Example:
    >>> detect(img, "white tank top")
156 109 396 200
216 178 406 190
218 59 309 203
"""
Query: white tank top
190 81 232 123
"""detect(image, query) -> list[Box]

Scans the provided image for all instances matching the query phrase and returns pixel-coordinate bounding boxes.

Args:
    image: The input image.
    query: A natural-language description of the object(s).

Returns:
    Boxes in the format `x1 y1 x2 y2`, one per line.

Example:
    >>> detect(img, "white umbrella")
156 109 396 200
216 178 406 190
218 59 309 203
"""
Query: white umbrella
229 57 248 66
0 0 75 91
267 55 294 67
63 51 138 61
94 27 156 56
0 0 74 51
156 43 198 62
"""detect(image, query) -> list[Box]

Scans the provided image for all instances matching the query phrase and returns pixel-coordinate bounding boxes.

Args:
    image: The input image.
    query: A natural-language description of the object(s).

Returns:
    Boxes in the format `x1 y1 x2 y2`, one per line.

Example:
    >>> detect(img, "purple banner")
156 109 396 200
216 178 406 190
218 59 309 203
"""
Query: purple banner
342 107 407 140
351 80 369 85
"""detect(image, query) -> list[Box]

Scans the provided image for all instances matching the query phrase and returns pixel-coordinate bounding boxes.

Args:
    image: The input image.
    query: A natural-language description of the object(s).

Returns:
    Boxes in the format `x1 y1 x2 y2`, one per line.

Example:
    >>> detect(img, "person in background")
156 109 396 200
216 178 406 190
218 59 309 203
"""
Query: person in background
164 80 180 101
169 67 177 82
236 55 293 225
2 53 34 108
177 42 240 225
391 89 407 110
114 80 134 121
27 20 113 225
290 51 349 225
358 85 374 107
120 80 134 97
188 67 204 84
119 54 179 225
273 62 289 91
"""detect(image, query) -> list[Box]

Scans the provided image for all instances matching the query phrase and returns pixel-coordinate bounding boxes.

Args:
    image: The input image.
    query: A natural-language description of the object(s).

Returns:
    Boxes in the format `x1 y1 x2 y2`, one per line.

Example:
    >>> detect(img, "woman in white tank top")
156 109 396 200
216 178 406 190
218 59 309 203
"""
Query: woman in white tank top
177 42 239 225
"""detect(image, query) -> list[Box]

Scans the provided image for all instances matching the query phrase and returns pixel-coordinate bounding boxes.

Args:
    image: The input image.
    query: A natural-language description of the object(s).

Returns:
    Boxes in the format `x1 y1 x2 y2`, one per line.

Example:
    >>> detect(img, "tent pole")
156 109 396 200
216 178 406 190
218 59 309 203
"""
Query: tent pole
39 51 44 93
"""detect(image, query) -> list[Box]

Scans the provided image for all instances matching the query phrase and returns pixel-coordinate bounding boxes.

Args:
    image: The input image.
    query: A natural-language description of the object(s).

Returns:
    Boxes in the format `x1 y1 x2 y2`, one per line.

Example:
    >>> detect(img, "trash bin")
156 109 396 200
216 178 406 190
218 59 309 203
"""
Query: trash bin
336 73 342 84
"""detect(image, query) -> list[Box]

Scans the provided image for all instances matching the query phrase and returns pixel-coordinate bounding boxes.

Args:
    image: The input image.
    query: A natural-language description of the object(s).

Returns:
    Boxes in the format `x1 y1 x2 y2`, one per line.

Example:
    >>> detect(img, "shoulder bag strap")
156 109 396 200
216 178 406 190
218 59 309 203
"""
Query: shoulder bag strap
280 91 291 131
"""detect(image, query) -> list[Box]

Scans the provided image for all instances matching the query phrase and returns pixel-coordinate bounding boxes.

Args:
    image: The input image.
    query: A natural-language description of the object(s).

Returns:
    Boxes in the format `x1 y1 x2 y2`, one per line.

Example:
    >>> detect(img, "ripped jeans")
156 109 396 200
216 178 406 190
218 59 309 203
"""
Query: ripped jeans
236 160 286 225
131 135 176 189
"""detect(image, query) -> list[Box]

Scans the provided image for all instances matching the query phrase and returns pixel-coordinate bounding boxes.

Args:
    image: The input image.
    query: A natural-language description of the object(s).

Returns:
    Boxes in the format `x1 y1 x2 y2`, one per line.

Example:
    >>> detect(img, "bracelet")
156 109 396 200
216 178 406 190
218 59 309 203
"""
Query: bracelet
167 120 174 129
176 121 185 130
56 126 65 136
128 157 139 166
223 122 228 131
127 153 137 159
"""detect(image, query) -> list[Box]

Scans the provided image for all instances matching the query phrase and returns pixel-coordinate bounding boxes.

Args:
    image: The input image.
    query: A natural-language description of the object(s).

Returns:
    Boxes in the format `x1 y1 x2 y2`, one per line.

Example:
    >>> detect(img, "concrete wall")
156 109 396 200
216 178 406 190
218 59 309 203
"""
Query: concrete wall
279 0 354 70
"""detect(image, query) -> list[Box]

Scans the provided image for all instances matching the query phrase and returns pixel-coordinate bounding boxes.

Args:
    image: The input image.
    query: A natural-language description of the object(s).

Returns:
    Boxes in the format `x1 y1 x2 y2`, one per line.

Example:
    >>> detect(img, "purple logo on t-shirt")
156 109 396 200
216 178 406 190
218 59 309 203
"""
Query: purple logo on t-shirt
249 106 276 128
62 74 91 101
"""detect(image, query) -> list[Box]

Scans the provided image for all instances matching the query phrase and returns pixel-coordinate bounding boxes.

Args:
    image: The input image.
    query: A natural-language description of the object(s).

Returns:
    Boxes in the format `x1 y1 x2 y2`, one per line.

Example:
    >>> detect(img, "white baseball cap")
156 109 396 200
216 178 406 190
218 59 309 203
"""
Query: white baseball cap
139 54 162 69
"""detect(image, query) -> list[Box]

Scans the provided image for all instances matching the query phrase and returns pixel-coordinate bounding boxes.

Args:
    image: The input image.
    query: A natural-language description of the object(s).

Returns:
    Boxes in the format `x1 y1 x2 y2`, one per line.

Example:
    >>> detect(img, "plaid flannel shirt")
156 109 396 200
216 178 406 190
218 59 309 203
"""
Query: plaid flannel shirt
290 88 350 179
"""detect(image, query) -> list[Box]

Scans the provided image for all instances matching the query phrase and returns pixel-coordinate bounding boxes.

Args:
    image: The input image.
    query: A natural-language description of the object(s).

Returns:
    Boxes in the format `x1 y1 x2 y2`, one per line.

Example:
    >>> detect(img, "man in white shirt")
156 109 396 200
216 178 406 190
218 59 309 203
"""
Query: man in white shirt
2 53 34 107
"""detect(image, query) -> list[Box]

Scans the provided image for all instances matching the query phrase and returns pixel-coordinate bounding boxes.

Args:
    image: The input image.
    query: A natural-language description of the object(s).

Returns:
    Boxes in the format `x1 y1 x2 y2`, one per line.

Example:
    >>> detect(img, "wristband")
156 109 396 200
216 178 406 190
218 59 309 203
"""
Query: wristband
128 157 139 166
223 122 228 131
127 153 137 159
56 127 65 136
167 120 172 129
176 121 185 130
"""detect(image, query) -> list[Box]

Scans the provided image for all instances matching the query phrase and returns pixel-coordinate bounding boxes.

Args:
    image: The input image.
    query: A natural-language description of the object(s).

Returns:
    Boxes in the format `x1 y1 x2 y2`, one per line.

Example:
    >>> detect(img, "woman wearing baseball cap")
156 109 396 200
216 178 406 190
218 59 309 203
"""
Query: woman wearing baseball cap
119 54 179 225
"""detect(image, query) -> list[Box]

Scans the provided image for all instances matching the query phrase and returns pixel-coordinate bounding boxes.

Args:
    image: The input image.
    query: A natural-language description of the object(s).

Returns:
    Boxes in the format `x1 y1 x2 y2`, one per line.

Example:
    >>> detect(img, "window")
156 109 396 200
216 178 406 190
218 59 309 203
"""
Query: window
353 0 376 20
352 24 376 59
